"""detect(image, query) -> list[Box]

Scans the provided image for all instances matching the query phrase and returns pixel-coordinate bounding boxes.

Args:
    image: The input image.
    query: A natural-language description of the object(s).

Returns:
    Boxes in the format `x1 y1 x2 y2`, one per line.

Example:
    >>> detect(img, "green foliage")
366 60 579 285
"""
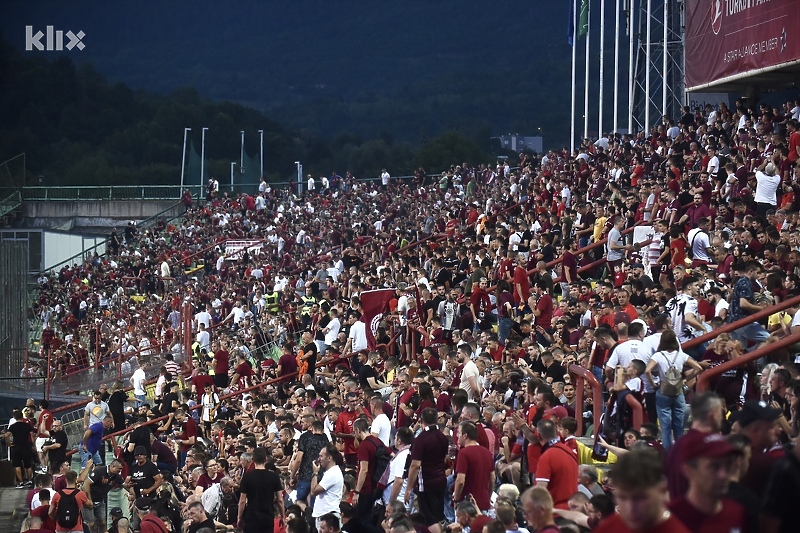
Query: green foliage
0 37 507 187
416 131 489 172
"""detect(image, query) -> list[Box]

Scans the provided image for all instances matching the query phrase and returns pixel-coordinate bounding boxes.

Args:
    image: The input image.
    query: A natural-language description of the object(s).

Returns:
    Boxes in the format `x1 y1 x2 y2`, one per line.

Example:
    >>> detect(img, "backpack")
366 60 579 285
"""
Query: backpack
56 489 80 529
660 351 684 396
687 230 704 260
367 437 393 490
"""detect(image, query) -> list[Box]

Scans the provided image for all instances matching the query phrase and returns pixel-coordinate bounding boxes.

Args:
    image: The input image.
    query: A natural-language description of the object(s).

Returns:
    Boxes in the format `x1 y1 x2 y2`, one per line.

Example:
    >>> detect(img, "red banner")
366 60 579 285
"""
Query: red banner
685 0 800 90
360 289 396 350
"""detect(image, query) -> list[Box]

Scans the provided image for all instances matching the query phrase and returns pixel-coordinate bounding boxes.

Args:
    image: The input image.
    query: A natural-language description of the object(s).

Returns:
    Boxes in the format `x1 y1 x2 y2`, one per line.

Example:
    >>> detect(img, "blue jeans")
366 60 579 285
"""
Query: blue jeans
498 317 513 345
135 394 146 408
157 461 177 474
730 322 770 350
444 473 455 522
80 448 103 468
296 479 312 502
655 391 686 450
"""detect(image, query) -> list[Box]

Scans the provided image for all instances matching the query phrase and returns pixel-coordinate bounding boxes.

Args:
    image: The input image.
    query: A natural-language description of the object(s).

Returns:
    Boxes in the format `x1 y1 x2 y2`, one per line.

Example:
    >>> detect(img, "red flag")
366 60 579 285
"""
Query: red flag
361 288 396 350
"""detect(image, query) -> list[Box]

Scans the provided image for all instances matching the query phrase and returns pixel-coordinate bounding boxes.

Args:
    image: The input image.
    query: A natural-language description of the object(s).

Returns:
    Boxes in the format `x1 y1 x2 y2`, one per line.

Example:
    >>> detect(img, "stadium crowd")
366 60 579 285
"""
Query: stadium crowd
8 96 800 533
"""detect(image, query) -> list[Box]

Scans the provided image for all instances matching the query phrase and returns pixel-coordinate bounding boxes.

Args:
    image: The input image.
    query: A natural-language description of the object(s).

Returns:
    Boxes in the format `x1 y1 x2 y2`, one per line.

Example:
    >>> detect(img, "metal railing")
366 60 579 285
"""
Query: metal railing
42 200 184 273
0 190 22 217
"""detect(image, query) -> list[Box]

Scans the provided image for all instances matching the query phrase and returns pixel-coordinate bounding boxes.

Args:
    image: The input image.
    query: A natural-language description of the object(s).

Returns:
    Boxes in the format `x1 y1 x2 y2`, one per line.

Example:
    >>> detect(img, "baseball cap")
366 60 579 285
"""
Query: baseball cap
734 400 783 428
134 497 152 512
110 507 124 517
544 406 568 419
133 445 147 456
681 431 742 462
631 263 644 269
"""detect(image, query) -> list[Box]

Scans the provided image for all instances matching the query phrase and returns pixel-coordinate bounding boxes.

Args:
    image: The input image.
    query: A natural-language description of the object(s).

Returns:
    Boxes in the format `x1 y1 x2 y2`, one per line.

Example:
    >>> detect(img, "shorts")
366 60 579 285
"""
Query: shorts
83 500 107 525
35 437 48 453
416 489 445 525
10 446 33 469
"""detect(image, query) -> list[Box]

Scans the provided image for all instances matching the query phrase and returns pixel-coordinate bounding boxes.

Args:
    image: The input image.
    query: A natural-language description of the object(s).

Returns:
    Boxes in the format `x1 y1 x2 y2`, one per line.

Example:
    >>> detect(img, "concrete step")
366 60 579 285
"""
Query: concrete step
0 485 32 532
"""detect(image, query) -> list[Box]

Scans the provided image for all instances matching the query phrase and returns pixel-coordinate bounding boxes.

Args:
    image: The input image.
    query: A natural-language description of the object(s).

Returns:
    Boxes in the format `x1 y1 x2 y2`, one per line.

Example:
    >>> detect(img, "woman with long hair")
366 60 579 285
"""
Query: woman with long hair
644 329 704 449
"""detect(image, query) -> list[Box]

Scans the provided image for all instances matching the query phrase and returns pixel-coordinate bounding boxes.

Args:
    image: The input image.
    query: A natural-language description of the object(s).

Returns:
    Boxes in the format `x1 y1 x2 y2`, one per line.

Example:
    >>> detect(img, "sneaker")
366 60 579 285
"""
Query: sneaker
24 480 33 487
15 482 26 489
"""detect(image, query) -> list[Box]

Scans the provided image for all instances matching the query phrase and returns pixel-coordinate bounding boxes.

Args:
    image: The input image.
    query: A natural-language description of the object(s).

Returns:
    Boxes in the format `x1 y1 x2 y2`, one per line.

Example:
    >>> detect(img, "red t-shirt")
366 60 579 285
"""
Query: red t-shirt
37 409 53 438
214 349 229 376
51 488 90 532
669 497 746 533
31 504 57 532
594 513 691 533
534 442 579 509
178 417 198 452
535 294 553 328
334 410 360 456
561 251 578 283
513 266 530 304
356 435 384 494
455 444 494 511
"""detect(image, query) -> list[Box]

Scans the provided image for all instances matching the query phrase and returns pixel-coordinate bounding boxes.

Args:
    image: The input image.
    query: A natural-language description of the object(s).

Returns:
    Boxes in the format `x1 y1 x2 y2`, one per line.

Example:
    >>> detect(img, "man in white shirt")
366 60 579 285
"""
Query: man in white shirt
196 323 211 352
311 444 344 529
381 169 391 188
344 313 368 353
458 345 482 401
384 427 413 509
130 366 146 407
194 305 212 331
706 146 720 176
604 321 646 382
686 218 713 266
369 396 392 446
754 160 781 216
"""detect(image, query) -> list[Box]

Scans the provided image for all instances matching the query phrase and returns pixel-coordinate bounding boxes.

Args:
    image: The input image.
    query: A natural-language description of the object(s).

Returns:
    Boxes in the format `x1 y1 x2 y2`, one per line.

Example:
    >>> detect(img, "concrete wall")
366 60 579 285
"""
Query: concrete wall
23 200 181 220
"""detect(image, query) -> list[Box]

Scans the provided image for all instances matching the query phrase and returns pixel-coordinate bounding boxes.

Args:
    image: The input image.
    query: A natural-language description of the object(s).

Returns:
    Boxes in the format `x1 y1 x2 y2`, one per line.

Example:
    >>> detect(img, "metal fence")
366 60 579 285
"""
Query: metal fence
0 190 21 217
0 174 424 202
0 243 29 386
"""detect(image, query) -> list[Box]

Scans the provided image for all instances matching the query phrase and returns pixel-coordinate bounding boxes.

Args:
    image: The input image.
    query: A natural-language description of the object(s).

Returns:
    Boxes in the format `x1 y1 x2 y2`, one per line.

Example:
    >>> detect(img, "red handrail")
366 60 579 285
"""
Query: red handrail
70 331 403 454
683 294 800 351
696 332 800 392
568 363 603 438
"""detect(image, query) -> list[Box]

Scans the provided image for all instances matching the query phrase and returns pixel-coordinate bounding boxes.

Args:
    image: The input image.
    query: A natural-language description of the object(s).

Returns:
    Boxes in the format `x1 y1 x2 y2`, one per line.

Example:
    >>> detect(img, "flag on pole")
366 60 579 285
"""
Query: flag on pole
568 0 575 46
578 0 589 39
360 289 396 350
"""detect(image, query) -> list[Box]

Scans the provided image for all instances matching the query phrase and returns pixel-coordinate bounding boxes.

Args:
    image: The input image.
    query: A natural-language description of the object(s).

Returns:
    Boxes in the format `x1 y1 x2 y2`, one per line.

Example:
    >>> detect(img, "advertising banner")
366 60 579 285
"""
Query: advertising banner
685 0 800 90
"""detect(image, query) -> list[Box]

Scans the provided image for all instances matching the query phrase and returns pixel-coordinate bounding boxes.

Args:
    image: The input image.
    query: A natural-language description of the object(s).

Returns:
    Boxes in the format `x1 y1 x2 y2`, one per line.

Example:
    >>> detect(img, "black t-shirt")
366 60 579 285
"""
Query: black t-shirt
188 517 216 533
48 430 69 467
88 465 124 501
8 420 33 449
128 426 153 458
315 315 330 342
239 468 283 533
161 392 179 416
129 460 160 496
358 364 379 391
302 342 318 376
107 391 128 429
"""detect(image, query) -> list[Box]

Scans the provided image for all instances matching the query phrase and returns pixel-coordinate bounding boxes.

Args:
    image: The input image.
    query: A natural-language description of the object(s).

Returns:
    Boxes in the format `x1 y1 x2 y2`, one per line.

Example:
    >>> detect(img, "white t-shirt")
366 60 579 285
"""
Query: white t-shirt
460 360 481 401
312 465 344 518
649 349 691 388
195 311 212 330
348 321 368 352
131 368 146 395
382 447 410 505
754 170 780 205
715 299 729 318
324 318 341 346
665 294 701 343
606 339 644 370
687 228 711 262
371 413 392 446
